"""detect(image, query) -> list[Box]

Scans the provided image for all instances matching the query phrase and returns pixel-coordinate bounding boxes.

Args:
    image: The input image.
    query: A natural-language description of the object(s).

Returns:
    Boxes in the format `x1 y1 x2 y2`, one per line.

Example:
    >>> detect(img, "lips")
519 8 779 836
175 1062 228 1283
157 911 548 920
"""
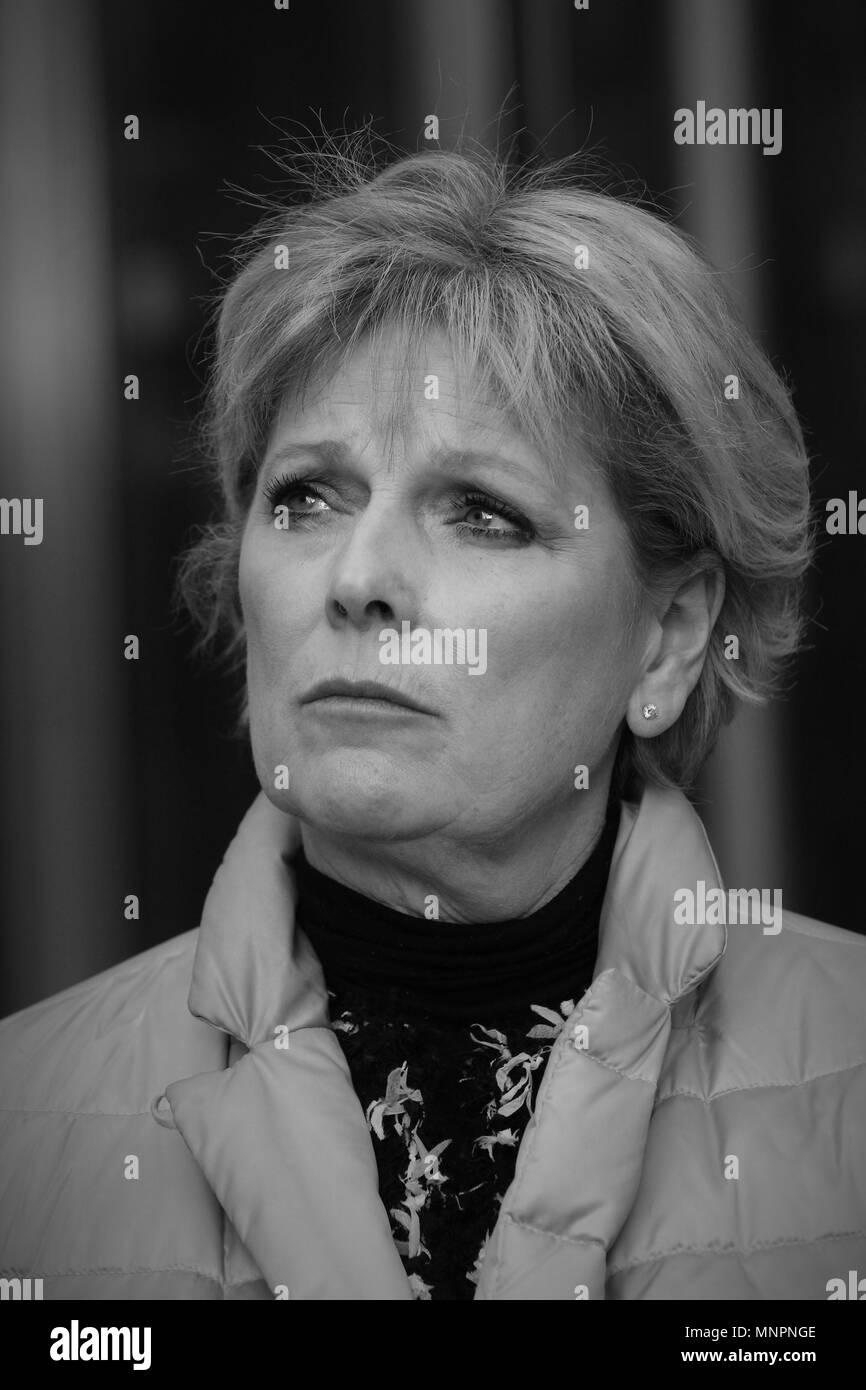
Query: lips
301 678 436 715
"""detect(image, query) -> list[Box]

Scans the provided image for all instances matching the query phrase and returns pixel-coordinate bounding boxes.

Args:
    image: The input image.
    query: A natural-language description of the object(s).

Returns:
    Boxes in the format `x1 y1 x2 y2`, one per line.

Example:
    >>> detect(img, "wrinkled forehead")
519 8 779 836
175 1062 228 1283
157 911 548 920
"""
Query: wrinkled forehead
265 321 580 487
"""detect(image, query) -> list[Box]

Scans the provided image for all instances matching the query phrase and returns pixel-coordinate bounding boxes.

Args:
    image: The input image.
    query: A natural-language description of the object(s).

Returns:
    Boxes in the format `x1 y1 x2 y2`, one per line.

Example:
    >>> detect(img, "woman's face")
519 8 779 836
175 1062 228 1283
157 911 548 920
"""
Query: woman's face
239 326 649 847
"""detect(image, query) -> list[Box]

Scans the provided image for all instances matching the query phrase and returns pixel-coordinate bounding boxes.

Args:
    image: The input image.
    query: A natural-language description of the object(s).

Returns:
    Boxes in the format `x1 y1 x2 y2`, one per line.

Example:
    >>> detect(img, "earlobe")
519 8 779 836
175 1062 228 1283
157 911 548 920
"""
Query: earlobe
626 689 684 738
627 699 667 737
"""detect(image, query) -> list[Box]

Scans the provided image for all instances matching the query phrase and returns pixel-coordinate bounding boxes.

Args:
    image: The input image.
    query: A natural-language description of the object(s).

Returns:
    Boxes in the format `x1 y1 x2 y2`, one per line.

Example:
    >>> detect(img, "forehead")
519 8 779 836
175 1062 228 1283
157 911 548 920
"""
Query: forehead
266 325 547 468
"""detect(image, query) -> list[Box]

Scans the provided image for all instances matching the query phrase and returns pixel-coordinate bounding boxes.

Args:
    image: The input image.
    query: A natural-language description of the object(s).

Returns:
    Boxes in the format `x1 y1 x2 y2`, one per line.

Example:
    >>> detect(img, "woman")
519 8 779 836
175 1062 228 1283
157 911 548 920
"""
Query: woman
1 141 865 1302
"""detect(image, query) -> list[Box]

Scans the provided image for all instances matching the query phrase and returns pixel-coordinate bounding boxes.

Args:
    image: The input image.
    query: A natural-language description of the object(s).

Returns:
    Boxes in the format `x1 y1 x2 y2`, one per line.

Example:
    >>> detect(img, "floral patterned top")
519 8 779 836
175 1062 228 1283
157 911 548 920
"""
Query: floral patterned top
291 798 619 1300
330 990 581 1299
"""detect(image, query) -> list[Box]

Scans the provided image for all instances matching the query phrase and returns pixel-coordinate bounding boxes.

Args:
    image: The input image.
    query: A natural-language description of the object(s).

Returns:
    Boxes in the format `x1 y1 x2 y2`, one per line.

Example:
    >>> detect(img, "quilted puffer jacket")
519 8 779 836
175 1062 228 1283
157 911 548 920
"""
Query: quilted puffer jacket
1 782 865 1300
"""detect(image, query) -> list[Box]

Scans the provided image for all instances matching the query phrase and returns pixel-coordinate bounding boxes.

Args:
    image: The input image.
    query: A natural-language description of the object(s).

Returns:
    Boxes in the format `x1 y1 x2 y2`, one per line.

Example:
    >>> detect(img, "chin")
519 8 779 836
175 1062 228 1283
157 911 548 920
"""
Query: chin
276 752 442 841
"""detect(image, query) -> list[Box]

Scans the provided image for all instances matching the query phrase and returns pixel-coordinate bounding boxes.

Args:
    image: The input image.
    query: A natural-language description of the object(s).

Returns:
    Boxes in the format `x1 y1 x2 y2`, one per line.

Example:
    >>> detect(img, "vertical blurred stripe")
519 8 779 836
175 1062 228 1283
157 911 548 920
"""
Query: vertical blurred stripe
0 0 133 1010
389 0 516 146
515 0 580 155
667 0 787 890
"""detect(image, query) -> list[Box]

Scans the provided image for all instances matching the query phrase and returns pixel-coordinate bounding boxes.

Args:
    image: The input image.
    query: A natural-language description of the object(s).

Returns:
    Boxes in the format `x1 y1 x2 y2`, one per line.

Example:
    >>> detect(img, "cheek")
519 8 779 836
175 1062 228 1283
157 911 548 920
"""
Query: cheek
487 565 637 741
513 567 628 678
239 552 297 745
237 528 262 637
238 534 300 674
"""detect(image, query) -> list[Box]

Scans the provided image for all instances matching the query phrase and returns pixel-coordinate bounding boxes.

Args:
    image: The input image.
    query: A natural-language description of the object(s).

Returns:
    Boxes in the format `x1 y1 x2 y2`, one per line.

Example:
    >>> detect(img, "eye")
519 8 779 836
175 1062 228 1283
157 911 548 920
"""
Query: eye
451 489 534 544
262 471 331 521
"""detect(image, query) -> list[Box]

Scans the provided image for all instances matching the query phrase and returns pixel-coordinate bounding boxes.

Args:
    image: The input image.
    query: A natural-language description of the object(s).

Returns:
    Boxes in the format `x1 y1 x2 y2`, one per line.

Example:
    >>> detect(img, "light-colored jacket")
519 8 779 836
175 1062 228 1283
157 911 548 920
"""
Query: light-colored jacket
1 784 865 1300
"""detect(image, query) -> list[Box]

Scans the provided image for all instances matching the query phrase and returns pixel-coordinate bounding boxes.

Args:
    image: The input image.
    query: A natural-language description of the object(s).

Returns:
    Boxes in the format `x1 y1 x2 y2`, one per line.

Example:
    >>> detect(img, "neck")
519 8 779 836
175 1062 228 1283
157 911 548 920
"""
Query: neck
297 771 619 924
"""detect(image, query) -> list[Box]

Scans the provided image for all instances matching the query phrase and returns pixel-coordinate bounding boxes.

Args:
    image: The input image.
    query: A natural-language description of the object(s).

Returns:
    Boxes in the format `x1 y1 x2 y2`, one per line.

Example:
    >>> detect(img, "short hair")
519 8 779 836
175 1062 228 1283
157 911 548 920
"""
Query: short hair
178 132 814 792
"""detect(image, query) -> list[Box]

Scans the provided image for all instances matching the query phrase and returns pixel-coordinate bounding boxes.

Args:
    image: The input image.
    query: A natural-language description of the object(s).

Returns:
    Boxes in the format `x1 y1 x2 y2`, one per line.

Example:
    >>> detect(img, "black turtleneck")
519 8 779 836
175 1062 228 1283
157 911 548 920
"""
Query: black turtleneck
288 793 621 1300
292 793 620 1022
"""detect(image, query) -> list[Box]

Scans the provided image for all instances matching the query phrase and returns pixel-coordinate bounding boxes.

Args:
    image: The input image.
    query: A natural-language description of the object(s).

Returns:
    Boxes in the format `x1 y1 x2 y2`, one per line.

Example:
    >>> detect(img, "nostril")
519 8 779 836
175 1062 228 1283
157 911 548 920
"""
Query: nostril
367 601 395 622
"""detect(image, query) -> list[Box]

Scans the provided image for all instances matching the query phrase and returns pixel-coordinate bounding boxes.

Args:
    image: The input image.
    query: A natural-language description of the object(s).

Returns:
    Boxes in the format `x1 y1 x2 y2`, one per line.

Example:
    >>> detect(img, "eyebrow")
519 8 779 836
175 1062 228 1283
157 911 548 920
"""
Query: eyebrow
428 446 539 482
262 440 350 472
261 440 544 485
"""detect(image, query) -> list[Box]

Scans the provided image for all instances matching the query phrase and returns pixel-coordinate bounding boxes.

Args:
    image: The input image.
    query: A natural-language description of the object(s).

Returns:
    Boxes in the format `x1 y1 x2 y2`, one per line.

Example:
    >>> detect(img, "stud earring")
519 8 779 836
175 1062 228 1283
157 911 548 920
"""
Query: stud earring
642 703 658 721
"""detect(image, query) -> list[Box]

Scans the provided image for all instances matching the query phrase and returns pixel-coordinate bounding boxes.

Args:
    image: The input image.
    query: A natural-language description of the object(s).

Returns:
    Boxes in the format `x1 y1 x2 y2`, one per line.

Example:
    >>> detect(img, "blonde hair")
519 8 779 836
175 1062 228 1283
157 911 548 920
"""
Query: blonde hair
178 132 814 790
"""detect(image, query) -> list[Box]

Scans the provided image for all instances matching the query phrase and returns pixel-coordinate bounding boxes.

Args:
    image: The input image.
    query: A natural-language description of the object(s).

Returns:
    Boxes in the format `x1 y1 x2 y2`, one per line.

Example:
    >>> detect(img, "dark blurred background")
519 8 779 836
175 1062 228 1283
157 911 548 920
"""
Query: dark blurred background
1 0 864 1012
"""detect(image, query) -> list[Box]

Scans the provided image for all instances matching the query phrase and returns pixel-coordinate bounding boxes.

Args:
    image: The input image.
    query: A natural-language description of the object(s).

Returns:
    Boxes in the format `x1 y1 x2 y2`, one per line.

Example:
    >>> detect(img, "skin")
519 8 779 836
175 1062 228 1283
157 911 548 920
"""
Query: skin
238 326 724 922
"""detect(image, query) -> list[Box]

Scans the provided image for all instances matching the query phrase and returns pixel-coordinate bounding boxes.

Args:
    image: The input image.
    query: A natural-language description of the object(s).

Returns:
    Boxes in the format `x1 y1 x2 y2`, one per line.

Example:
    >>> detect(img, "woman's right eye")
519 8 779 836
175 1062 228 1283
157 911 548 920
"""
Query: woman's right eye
262 471 331 520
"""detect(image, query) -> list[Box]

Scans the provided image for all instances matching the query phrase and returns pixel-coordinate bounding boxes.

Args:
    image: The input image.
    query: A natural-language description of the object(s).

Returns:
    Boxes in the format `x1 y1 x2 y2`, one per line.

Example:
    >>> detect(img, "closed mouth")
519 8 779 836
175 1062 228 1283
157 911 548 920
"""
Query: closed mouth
302 679 435 715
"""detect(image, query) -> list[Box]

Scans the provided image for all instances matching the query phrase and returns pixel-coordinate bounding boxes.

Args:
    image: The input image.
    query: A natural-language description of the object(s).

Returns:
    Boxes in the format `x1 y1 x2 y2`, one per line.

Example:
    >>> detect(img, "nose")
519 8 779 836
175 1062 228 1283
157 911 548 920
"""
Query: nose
325 501 419 632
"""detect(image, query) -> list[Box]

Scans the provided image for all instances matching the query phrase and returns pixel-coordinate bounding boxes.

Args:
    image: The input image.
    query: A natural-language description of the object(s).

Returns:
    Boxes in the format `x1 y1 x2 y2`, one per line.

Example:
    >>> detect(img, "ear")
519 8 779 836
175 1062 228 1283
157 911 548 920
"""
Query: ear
626 563 726 738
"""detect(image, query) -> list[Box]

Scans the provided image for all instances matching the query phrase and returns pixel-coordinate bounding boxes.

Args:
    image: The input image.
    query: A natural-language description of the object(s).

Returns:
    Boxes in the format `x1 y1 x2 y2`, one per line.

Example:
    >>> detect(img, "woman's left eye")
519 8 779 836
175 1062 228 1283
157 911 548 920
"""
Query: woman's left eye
452 492 534 543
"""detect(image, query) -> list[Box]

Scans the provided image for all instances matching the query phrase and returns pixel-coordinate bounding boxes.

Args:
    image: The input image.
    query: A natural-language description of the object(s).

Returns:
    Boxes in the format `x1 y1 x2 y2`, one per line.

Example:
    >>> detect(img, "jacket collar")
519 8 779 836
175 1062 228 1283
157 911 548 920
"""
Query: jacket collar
165 783 726 1299
187 782 726 1040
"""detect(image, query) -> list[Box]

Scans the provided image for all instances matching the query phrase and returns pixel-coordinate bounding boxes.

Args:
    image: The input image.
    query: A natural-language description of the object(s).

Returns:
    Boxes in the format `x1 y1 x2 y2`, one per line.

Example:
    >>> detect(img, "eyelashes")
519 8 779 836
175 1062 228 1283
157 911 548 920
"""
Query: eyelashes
262 470 535 544
262 469 330 509
446 489 533 542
